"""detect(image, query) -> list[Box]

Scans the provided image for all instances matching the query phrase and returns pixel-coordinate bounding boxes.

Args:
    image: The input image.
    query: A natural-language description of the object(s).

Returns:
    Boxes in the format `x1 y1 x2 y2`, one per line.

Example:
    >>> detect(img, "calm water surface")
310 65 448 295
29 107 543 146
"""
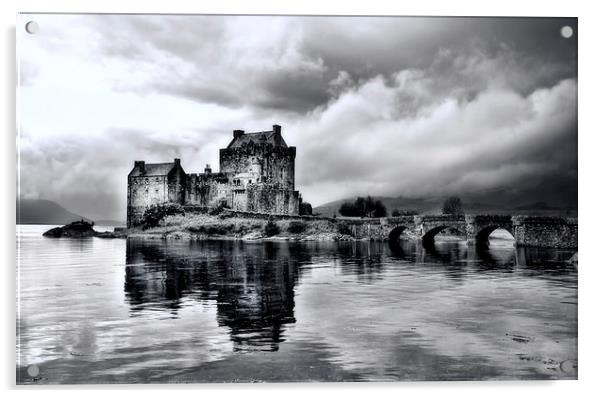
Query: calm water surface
16 225 577 383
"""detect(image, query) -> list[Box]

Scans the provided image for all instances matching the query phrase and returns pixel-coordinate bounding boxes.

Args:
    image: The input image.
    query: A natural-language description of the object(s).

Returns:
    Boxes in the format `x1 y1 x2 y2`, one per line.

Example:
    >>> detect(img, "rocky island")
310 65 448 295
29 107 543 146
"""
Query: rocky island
43 220 125 239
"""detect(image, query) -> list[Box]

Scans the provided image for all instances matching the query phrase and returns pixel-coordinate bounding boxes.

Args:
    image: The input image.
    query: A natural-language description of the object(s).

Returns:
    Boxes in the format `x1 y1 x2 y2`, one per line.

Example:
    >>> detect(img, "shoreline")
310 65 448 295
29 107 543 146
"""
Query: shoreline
36 215 556 247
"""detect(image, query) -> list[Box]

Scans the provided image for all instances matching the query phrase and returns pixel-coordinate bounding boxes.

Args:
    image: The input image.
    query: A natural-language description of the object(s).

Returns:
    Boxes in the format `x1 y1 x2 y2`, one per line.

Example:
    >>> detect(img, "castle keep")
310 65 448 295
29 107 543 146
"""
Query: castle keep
127 125 300 227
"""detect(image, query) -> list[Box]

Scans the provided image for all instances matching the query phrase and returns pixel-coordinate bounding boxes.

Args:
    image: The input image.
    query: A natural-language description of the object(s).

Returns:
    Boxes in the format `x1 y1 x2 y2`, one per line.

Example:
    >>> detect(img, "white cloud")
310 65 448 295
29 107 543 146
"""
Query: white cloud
17 15 577 219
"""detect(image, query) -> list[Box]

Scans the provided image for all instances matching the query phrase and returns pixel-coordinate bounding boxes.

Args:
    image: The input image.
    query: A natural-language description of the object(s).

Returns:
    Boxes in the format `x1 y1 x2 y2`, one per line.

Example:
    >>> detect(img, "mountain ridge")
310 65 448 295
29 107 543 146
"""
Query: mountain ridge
17 198 92 225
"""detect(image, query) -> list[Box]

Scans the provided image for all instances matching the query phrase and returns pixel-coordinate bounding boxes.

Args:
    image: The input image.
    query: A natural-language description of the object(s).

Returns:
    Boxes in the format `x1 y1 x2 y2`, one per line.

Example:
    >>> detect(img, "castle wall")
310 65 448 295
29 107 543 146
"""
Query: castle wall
168 167 187 204
245 186 299 215
185 173 231 207
127 176 169 227
219 145 296 189
231 189 248 211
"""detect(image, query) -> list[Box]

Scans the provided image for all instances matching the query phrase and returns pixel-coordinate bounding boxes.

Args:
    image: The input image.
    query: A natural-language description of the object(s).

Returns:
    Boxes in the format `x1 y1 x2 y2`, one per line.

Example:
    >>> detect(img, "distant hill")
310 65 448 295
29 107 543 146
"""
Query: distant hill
314 173 577 217
17 199 92 225
313 190 577 217
94 219 126 227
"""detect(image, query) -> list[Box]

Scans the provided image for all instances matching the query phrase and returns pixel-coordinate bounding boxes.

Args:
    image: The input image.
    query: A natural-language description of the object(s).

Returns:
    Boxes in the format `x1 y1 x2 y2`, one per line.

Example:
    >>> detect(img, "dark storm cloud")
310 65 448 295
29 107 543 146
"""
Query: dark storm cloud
89 16 575 114
19 15 577 219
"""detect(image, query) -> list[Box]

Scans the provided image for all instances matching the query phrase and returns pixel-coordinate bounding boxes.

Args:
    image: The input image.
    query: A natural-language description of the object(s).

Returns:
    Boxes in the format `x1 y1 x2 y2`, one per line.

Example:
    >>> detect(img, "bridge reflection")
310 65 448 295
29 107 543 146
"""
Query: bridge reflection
124 238 576 352
388 238 575 272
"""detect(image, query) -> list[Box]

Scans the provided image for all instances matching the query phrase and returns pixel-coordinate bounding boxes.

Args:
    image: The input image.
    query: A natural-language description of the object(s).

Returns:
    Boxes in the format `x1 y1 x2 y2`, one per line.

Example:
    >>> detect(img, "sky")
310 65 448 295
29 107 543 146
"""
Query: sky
17 14 577 220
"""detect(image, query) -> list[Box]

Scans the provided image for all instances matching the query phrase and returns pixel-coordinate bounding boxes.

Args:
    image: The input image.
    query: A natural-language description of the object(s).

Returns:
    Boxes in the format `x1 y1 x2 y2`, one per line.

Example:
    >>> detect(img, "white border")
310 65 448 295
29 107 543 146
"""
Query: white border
2 1 600 397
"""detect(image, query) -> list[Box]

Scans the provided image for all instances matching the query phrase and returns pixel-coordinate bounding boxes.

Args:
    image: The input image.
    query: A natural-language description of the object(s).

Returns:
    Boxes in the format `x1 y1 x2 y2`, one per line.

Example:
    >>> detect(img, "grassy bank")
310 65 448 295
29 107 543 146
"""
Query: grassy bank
126 213 355 241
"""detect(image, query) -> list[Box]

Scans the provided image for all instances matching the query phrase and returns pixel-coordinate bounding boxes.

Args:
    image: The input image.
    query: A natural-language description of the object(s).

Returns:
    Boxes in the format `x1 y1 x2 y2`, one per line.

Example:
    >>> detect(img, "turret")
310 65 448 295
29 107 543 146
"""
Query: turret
273 124 281 139
134 160 145 173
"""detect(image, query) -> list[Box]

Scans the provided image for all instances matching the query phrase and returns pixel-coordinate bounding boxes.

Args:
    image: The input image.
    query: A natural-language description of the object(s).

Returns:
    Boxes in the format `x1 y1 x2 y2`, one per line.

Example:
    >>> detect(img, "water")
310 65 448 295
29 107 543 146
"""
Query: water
16 225 577 383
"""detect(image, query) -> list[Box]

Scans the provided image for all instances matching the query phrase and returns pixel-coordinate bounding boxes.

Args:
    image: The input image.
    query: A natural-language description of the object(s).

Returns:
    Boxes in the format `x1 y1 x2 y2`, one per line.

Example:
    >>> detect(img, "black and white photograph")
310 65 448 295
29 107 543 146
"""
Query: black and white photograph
15 12 578 384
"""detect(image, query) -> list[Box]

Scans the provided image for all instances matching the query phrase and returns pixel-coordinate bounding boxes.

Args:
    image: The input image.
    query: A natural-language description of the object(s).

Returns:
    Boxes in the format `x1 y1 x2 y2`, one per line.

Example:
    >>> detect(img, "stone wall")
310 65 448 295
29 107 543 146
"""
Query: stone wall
334 214 577 248
415 215 468 243
219 145 296 189
465 215 514 244
127 175 169 227
245 186 299 215
340 216 417 240
513 216 578 248
168 166 187 204
126 163 187 227
185 173 231 207
231 189 248 211
221 210 332 221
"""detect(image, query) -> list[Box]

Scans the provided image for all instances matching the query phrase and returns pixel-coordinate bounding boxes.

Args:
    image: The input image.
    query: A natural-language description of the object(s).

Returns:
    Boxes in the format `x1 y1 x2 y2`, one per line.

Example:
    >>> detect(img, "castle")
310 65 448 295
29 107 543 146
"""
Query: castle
127 125 301 227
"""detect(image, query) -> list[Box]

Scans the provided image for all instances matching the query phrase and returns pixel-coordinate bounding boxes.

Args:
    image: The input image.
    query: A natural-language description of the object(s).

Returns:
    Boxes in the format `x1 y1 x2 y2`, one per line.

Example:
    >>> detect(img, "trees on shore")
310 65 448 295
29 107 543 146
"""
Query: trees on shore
339 196 387 218
442 196 464 215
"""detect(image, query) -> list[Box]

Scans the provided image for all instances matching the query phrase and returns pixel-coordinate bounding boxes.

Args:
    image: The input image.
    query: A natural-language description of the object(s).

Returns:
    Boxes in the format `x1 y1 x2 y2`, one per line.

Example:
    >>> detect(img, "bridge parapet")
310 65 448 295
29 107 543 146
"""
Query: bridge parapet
334 214 577 248
512 216 577 248
512 215 577 225
416 214 466 223
418 215 468 244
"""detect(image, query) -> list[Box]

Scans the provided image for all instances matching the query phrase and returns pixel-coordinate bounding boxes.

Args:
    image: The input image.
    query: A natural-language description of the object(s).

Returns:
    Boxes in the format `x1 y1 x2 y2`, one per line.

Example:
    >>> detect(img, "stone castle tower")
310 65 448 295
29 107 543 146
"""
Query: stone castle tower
127 125 300 227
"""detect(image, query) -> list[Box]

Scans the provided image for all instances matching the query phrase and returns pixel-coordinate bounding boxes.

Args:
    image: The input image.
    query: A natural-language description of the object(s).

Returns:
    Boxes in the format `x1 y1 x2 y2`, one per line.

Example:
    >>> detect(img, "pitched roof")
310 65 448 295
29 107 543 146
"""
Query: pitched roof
129 162 178 177
227 130 288 149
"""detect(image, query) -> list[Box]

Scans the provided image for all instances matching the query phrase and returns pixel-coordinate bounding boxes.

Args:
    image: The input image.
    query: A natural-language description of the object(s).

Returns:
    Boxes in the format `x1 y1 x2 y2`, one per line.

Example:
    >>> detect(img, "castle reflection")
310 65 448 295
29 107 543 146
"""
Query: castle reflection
124 238 576 352
124 239 307 352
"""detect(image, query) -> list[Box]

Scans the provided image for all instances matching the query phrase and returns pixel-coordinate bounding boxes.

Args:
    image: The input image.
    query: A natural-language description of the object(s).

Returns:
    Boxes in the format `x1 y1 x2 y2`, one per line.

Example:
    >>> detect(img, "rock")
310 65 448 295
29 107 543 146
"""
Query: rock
43 220 97 238
43 220 125 239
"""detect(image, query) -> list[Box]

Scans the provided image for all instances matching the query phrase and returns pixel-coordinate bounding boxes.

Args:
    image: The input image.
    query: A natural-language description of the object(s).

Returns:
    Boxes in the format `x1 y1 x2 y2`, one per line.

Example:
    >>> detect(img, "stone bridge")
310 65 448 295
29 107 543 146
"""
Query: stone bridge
339 214 577 249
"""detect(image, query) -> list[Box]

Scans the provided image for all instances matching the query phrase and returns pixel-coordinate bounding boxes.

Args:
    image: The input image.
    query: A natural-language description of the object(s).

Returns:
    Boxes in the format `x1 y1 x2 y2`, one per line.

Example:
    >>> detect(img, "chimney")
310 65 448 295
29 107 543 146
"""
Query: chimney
134 160 145 172
174 158 181 166
233 129 244 138
204 164 212 174
273 124 281 136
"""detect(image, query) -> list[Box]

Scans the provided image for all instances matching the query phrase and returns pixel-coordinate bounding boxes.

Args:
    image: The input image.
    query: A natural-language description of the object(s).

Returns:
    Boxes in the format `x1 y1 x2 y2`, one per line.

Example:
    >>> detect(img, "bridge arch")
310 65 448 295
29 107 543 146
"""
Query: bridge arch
422 225 452 246
474 225 515 247
388 225 409 243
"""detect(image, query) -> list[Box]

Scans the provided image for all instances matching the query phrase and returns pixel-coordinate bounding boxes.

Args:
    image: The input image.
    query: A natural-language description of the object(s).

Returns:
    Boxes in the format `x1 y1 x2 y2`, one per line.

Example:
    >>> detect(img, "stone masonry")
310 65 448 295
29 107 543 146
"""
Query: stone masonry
127 125 300 227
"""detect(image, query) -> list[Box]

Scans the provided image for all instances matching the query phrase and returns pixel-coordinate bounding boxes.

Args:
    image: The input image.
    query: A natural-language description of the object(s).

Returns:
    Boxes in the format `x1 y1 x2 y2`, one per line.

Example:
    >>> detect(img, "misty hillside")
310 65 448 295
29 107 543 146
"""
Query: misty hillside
17 199 92 225
313 183 577 218
95 219 126 227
